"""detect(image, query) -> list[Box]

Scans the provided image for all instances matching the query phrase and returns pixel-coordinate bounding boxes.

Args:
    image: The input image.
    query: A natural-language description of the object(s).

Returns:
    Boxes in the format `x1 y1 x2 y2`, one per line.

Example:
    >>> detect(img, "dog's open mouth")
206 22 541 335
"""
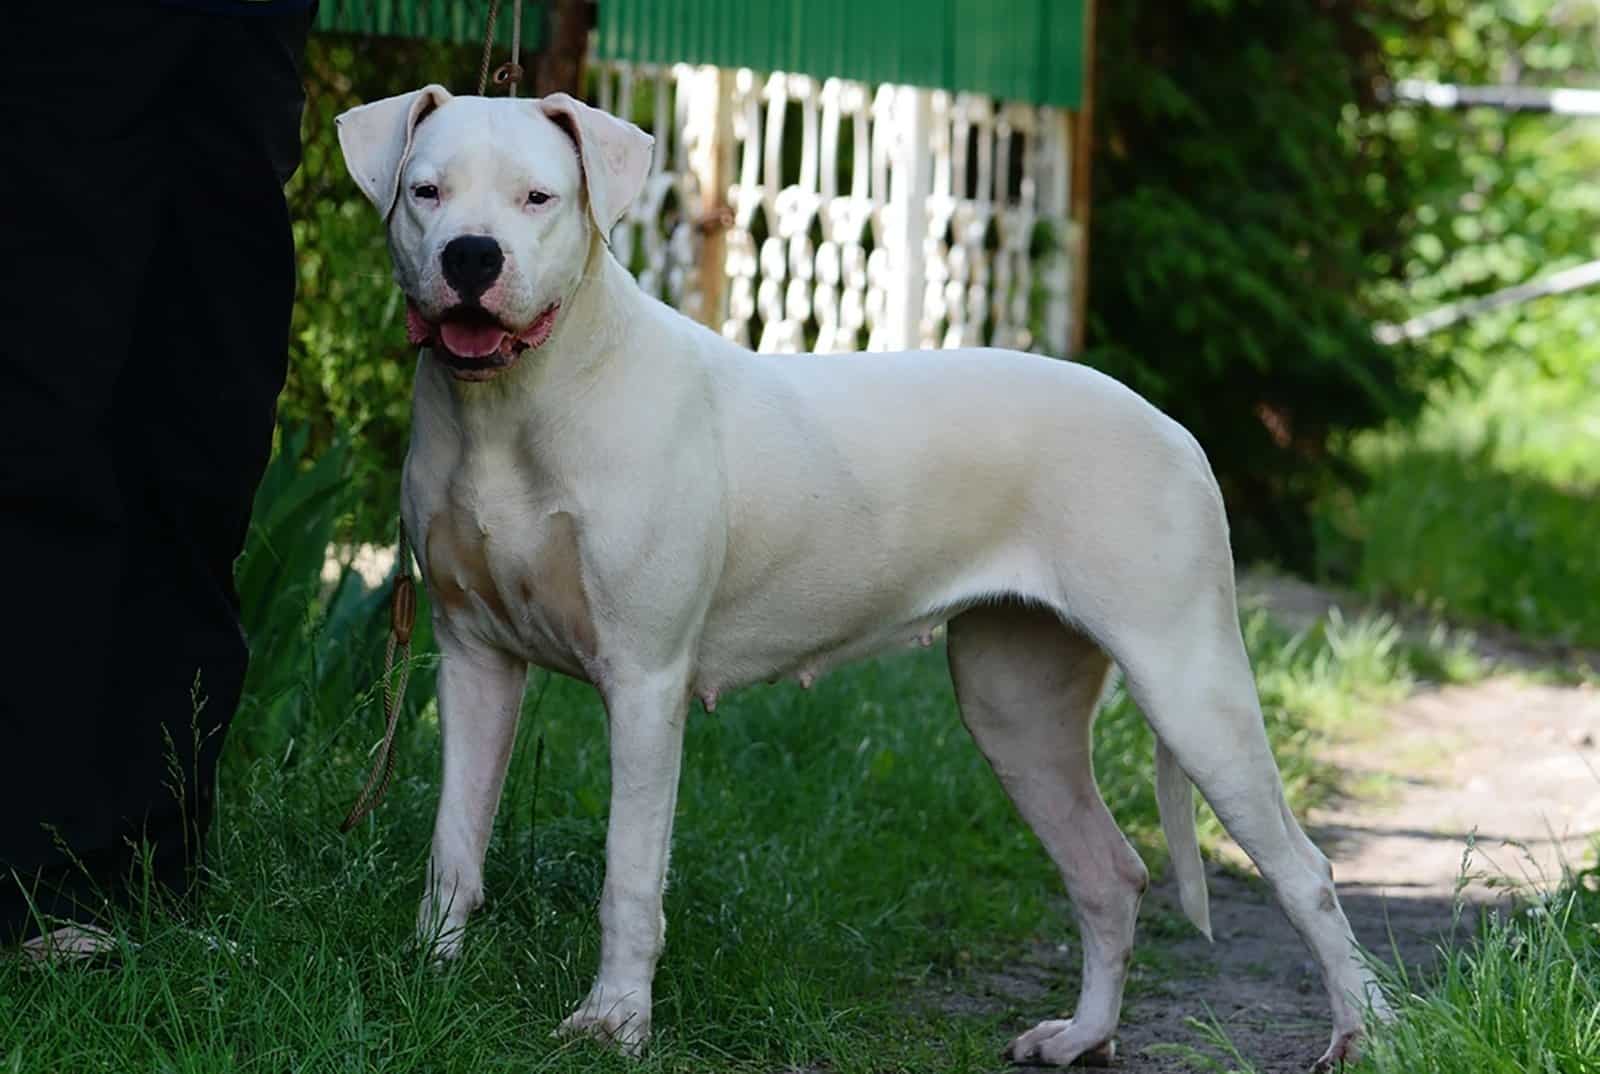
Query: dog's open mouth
406 301 560 382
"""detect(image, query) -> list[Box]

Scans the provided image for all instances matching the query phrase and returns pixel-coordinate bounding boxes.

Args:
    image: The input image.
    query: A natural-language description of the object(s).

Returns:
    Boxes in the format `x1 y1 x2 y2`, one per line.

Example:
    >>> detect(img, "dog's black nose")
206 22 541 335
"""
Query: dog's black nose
440 235 504 300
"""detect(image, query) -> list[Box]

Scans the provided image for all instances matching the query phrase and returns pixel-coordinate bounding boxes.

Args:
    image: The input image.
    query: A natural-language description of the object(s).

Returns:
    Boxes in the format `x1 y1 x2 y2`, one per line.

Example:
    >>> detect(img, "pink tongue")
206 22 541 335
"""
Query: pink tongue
439 321 509 358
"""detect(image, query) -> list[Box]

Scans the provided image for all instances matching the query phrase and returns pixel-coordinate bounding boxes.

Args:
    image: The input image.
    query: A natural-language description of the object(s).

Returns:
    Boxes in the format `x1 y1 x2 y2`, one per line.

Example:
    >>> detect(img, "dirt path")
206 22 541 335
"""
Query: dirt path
1108 677 1598 1073
961 573 1600 1073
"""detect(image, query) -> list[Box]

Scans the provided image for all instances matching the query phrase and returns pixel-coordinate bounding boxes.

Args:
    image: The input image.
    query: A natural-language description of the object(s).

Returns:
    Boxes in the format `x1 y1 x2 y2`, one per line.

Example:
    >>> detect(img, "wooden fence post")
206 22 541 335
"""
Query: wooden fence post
688 67 735 331
886 86 933 351
1068 0 1098 356
1042 107 1073 357
533 0 592 98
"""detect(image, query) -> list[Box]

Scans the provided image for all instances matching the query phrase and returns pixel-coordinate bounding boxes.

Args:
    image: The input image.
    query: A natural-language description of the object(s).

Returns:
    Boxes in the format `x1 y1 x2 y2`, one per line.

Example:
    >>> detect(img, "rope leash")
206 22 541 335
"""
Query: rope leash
340 0 527 831
476 0 526 97
339 524 417 832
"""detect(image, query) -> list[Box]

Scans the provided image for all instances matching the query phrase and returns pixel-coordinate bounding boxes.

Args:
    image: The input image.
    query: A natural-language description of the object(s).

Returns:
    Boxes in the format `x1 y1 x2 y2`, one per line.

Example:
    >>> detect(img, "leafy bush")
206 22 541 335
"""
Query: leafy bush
282 36 481 542
1084 0 1436 565
1312 1 1600 642
232 426 438 771
1361 0 1600 324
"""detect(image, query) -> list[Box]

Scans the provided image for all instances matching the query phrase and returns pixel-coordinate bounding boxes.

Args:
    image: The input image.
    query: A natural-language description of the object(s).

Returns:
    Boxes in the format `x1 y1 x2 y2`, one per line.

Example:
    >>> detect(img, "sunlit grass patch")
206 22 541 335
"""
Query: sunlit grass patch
1319 326 1600 651
1341 449 1599 648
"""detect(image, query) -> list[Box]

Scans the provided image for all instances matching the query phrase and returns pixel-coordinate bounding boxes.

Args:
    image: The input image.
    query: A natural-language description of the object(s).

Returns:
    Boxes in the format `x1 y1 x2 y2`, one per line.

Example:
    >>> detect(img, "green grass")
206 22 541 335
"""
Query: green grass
1328 449 1600 648
1318 315 1600 649
0 437 1443 1072
1356 856 1600 1074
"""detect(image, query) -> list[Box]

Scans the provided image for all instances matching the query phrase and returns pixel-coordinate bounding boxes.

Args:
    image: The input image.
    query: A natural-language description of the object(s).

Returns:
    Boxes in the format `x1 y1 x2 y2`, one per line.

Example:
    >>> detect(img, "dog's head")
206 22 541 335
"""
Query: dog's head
335 87 654 381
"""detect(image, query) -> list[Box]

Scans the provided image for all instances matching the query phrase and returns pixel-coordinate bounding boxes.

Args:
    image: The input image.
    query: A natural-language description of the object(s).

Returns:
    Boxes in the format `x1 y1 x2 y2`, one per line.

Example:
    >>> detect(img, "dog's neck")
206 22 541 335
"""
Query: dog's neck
539 226 639 370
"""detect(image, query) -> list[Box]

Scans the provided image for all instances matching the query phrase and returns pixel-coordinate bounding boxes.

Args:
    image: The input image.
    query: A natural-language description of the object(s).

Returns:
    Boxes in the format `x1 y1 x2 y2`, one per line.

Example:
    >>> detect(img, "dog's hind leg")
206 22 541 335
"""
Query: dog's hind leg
1104 591 1387 1071
947 602 1145 1067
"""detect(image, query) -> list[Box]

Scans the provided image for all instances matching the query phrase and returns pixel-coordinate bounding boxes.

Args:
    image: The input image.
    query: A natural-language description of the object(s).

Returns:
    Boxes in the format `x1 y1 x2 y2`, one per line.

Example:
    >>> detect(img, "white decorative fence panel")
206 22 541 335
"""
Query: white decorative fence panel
592 63 705 316
592 61 1078 357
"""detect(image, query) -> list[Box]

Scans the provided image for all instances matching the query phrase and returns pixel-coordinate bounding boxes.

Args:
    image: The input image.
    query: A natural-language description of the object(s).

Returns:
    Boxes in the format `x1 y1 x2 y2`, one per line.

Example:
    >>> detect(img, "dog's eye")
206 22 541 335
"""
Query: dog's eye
413 183 439 201
526 191 552 207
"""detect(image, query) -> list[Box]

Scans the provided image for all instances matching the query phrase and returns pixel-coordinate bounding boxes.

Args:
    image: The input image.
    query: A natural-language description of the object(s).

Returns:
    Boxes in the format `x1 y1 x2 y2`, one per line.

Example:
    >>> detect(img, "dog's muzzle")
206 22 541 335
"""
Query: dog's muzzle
406 301 560 382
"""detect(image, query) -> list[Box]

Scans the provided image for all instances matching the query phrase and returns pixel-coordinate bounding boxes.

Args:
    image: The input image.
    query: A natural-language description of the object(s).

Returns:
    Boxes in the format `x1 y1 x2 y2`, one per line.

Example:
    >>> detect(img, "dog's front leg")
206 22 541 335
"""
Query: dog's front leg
418 636 528 960
558 667 690 1055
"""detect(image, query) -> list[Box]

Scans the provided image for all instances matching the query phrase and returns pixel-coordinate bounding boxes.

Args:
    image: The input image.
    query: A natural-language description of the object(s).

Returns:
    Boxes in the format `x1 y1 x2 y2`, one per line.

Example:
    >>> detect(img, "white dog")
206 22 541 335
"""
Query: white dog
335 86 1385 1069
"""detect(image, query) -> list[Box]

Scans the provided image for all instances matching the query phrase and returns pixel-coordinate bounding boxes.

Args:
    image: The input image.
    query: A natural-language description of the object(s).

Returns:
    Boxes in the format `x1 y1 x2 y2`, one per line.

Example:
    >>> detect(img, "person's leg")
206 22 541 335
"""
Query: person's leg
98 9 311 903
0 6 195 942
0 7 310 943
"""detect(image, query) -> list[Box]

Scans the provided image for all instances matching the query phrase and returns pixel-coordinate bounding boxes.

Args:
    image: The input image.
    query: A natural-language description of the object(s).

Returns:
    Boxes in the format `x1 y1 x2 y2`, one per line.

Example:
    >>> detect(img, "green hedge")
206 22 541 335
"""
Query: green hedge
1081 0 1435 565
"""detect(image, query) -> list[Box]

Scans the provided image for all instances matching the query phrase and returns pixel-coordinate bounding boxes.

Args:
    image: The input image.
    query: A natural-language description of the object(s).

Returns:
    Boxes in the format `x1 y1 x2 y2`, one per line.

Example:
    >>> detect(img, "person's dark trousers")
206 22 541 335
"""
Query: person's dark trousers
0 4 311 944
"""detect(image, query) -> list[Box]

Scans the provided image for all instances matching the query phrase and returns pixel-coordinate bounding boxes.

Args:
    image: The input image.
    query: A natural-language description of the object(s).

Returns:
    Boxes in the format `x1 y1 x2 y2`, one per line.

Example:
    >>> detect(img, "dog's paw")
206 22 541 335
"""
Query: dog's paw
422 927 467 963
555 982 652 1057
1311 1028 1361 1072
416 901 469 964
1004 1019 1115 1067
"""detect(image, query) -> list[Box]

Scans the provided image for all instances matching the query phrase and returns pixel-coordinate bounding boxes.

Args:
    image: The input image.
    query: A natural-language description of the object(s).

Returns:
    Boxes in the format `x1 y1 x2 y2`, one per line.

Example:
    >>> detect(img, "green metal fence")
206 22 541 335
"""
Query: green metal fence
314 0 546 51
313 1 1087 109
593 0 1086 108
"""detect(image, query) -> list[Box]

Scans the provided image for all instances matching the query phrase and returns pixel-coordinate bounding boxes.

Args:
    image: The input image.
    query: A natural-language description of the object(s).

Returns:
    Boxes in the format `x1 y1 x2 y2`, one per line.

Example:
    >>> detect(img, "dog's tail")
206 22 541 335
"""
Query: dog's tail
1155 740 1212 940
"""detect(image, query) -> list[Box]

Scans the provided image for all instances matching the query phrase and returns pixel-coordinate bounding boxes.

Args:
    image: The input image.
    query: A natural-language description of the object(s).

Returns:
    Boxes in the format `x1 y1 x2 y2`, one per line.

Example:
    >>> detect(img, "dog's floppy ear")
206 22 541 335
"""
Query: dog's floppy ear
335 84 454 217
536 93 655 238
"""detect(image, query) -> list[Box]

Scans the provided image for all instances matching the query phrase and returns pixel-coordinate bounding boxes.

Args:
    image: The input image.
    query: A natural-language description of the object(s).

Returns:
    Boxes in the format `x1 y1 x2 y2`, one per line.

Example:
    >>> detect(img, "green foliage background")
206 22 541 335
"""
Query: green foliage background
284 2 1598 585
1316 0 1600 642
282 37 483 540
1083 0 1433 565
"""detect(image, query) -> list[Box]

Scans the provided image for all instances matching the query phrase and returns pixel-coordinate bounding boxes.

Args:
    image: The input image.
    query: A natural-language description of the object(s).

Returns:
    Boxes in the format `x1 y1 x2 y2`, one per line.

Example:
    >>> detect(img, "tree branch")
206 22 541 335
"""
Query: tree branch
1374 259 1600 344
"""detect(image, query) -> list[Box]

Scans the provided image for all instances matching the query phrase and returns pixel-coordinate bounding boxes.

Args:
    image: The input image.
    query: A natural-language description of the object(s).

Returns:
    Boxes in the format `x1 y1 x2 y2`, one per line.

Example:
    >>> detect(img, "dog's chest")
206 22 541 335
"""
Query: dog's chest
420 499 596 680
